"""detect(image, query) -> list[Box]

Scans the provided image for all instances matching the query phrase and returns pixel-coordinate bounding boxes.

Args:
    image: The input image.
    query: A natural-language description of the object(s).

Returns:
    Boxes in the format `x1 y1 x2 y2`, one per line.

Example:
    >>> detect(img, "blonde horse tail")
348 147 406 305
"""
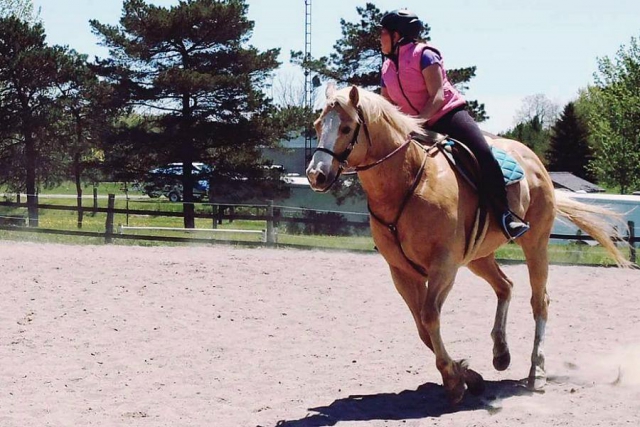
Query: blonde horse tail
554 191 634 268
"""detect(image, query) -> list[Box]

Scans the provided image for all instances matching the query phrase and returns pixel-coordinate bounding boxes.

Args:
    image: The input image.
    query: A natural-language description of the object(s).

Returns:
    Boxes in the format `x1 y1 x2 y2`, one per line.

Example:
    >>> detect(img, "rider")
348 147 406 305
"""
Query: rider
378 9 529 239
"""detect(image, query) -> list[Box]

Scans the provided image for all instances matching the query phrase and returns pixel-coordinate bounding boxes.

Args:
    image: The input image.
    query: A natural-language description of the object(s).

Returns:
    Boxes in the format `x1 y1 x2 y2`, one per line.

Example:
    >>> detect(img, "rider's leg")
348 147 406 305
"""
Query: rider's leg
427 107 529 239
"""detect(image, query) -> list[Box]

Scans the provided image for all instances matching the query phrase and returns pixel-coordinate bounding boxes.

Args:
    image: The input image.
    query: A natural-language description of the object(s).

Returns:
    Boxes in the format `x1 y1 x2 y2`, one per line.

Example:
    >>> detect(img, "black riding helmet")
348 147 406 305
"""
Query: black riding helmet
380 9 424 42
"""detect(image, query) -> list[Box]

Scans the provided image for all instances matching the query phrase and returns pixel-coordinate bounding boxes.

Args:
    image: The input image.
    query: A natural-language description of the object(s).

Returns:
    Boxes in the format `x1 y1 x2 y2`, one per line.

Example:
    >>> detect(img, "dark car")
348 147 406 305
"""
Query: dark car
142 162 211 202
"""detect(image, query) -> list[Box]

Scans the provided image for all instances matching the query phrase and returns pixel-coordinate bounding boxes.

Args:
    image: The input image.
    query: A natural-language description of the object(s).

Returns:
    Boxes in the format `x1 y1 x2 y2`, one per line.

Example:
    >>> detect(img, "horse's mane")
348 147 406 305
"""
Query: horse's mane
331 86 425 138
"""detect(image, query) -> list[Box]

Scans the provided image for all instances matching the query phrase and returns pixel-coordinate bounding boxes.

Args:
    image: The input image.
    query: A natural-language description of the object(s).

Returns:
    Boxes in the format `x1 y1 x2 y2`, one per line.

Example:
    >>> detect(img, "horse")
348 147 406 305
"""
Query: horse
305 84 633 404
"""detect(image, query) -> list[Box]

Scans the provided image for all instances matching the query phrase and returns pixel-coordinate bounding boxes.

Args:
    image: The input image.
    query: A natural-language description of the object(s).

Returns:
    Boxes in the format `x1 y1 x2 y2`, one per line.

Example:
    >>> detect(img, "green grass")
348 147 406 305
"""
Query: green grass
0 182 635 266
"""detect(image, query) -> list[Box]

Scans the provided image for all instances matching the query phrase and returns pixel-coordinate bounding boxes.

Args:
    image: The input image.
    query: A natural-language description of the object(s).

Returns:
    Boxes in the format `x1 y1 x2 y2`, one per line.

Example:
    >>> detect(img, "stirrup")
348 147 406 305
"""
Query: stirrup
502 211 530 240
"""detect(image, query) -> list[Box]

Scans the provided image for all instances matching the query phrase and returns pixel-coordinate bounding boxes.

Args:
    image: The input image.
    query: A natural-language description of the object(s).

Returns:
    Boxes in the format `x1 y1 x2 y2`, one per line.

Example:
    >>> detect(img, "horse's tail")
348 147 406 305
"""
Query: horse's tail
554 191 634 268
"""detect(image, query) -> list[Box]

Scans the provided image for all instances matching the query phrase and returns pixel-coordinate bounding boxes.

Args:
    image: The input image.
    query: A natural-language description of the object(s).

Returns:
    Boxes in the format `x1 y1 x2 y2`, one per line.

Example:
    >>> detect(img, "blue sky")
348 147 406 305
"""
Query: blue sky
32 0 640 133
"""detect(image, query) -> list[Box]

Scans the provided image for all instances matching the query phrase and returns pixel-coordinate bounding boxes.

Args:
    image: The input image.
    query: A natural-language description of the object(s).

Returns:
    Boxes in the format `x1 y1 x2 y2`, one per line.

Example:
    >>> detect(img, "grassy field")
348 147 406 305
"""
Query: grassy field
0 182 634 266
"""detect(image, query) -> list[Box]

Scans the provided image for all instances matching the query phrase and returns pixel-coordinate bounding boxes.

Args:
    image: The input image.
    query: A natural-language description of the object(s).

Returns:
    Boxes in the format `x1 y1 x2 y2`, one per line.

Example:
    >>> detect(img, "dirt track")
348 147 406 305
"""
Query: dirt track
0 241 639 426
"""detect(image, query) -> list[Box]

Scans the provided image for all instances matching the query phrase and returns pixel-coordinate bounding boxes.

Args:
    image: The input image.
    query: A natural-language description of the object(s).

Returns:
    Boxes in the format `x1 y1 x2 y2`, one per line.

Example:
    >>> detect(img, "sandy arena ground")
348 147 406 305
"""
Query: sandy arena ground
0 241 639 427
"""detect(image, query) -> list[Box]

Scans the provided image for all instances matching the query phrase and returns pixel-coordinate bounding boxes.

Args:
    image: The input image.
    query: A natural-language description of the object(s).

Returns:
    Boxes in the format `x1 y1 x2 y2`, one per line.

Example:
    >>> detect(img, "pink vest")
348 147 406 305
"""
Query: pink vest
381 42 465 125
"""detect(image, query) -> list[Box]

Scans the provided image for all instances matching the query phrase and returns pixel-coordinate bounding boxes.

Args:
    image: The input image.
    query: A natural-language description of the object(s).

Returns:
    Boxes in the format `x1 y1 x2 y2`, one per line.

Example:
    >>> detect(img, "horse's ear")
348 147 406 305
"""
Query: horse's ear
325 81 337 98
349 85 359 106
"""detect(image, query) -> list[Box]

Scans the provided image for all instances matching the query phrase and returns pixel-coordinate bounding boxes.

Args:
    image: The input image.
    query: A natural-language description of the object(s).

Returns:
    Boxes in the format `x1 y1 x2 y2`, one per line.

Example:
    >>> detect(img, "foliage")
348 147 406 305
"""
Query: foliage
90 0 305 226
579 35 640 194
0 0 39 23
0 16 81 224
515 94 560 129
545 102 595 181
290 2 488 122
500 94 561 161
500 116 551 162
282 210 350 236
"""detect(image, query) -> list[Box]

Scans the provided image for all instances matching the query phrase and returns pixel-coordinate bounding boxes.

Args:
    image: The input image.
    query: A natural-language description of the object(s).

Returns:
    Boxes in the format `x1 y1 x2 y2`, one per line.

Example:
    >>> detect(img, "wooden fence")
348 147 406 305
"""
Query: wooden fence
0 195 637 263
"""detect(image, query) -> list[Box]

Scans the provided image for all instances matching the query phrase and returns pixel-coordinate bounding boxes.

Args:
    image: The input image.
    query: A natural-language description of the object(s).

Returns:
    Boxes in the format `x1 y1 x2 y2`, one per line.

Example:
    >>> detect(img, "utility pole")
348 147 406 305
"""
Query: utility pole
304 0 313 167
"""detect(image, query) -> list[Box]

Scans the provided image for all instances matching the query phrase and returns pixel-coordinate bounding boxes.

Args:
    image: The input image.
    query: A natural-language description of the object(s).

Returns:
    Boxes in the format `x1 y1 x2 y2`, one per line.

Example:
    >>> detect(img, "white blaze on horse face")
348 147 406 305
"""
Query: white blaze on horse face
306 109 341 190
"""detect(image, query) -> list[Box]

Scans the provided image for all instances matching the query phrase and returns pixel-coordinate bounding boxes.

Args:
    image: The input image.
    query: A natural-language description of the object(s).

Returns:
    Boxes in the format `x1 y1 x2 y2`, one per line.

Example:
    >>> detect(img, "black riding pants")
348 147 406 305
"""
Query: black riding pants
427 106 509 215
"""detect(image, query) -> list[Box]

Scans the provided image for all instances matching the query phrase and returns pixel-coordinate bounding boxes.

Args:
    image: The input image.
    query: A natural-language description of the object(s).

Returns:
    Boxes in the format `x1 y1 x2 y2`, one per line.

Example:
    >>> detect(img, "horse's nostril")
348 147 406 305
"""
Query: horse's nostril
316 172 326 185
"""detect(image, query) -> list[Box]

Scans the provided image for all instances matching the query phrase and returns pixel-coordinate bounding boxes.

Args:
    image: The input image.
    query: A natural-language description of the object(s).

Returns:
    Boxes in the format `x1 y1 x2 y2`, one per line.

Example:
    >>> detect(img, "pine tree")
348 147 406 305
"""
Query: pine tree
91 0 297 227
546 102 594 181
0 16 78 226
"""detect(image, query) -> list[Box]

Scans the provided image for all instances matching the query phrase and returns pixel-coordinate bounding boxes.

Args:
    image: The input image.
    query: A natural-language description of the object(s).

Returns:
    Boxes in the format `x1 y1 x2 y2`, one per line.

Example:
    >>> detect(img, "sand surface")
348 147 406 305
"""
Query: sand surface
1 241 639 426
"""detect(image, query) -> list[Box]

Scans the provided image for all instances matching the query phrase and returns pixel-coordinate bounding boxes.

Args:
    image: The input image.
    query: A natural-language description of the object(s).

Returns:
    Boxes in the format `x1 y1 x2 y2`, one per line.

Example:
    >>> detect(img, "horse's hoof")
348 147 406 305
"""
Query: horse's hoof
527 375 547 391
446 380 466 405
493 351 511 371
464 368 486 396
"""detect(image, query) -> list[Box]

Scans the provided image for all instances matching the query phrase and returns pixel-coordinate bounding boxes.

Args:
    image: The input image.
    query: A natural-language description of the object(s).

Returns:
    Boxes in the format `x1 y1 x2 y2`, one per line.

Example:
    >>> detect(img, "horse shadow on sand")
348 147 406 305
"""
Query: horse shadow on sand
275 378 536 427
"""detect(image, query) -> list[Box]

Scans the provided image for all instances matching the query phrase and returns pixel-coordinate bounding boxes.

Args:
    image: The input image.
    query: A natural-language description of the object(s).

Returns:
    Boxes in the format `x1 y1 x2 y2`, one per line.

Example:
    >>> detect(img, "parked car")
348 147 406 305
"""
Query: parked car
142 162 212 202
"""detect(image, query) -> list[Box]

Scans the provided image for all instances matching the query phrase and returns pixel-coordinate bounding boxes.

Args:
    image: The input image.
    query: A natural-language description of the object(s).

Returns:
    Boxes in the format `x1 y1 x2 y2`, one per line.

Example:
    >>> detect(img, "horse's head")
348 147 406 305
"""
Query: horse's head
306 84 369 192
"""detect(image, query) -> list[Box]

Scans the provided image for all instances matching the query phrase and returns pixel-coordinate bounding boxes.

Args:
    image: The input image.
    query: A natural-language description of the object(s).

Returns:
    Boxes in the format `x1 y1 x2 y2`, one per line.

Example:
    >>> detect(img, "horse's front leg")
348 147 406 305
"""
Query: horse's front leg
388 267 433 351
421 265 484 404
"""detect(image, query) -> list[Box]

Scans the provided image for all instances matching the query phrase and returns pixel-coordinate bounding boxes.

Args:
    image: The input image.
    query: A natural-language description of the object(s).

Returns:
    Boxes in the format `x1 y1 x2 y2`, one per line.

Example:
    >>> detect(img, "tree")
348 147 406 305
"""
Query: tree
545 102 594 181
53 51 120 228
0 0 39 23
501 94 560 161
0 16 78 225
91 0 300 227
515 94 560 129
581 35 640 194
500 116 551 162
291 2 488 122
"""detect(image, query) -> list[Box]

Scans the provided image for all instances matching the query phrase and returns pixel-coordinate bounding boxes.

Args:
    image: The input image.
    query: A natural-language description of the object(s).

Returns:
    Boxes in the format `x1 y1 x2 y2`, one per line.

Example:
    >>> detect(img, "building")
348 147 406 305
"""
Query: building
549 172 604 193
262 135 311 176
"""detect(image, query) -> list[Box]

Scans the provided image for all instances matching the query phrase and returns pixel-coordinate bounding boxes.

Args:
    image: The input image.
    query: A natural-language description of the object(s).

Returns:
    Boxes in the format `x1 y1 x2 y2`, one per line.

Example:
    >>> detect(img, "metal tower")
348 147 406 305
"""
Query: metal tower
304 0 313 166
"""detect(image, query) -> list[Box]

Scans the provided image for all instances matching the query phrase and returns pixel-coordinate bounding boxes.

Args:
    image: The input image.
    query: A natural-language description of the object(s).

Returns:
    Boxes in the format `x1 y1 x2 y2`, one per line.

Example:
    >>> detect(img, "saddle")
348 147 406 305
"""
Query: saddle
412 130 526 262
413 130 525 191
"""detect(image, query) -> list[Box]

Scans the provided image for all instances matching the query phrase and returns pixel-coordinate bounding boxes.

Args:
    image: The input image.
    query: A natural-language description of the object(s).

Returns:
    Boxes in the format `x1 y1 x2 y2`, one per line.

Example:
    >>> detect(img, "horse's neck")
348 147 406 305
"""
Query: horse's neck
357 130 428 220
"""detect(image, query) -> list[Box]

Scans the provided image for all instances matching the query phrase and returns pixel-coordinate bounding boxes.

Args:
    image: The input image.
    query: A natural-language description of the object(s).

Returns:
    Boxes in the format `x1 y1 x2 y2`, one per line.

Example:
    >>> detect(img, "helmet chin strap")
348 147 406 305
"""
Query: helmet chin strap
384 32 409 59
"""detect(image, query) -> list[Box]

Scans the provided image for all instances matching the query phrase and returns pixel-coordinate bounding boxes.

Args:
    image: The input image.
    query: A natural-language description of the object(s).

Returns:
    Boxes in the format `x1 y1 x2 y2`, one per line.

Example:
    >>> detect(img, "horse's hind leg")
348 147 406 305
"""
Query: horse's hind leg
467 255 514 371
520 237 551 390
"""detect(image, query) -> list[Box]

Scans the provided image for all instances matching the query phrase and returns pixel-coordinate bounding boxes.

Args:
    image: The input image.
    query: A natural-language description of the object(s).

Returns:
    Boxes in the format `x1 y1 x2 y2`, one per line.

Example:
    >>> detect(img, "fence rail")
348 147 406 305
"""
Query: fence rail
0 195 637 263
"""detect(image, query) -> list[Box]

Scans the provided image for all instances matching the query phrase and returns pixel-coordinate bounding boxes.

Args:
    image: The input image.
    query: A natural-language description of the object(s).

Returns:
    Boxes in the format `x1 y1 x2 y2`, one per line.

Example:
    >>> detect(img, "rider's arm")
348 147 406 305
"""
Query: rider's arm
419 64 445 124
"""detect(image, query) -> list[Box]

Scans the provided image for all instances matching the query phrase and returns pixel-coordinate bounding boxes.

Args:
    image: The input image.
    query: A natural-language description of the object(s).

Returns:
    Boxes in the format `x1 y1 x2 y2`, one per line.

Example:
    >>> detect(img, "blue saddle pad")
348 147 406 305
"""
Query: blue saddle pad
491 146 524 186
442 139 524 186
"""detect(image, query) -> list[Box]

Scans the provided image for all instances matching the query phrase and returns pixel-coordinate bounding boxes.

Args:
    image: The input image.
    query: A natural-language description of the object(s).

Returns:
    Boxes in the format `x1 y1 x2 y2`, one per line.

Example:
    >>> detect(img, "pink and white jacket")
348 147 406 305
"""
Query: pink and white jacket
381 42 465 125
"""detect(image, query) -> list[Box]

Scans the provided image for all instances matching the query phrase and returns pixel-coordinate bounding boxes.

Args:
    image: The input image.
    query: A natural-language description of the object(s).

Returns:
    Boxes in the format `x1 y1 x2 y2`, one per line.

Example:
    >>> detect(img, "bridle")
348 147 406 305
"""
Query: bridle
313 105 370 163
312 104 412 191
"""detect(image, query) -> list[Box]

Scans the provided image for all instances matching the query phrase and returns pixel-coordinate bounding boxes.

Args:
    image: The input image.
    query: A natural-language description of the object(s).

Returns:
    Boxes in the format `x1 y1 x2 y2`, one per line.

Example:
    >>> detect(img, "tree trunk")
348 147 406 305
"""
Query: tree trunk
25 133 38 227
181 92 195 229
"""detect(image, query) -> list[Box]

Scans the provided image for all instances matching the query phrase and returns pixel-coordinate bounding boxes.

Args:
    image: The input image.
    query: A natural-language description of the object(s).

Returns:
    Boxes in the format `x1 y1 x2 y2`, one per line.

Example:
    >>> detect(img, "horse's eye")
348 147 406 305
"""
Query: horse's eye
341 126 351 134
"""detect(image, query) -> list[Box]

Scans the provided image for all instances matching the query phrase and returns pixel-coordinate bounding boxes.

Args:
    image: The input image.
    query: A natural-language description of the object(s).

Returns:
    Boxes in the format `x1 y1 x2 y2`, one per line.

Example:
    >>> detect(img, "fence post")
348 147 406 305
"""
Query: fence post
16 193 20 204
266 200 276 245
105 194 115 243
92 187 98 217
217 204 224 225
629 221 636 264
211 204 218 229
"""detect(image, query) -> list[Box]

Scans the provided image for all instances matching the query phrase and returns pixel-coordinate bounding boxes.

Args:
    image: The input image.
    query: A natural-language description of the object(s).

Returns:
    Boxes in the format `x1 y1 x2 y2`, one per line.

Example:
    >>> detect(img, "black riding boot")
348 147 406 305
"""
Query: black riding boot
426 107 530 240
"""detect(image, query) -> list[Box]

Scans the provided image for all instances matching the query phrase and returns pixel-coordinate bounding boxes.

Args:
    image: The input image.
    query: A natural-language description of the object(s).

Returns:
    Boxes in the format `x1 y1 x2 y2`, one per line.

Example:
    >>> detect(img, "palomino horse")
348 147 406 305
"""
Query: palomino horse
306 84 632 404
